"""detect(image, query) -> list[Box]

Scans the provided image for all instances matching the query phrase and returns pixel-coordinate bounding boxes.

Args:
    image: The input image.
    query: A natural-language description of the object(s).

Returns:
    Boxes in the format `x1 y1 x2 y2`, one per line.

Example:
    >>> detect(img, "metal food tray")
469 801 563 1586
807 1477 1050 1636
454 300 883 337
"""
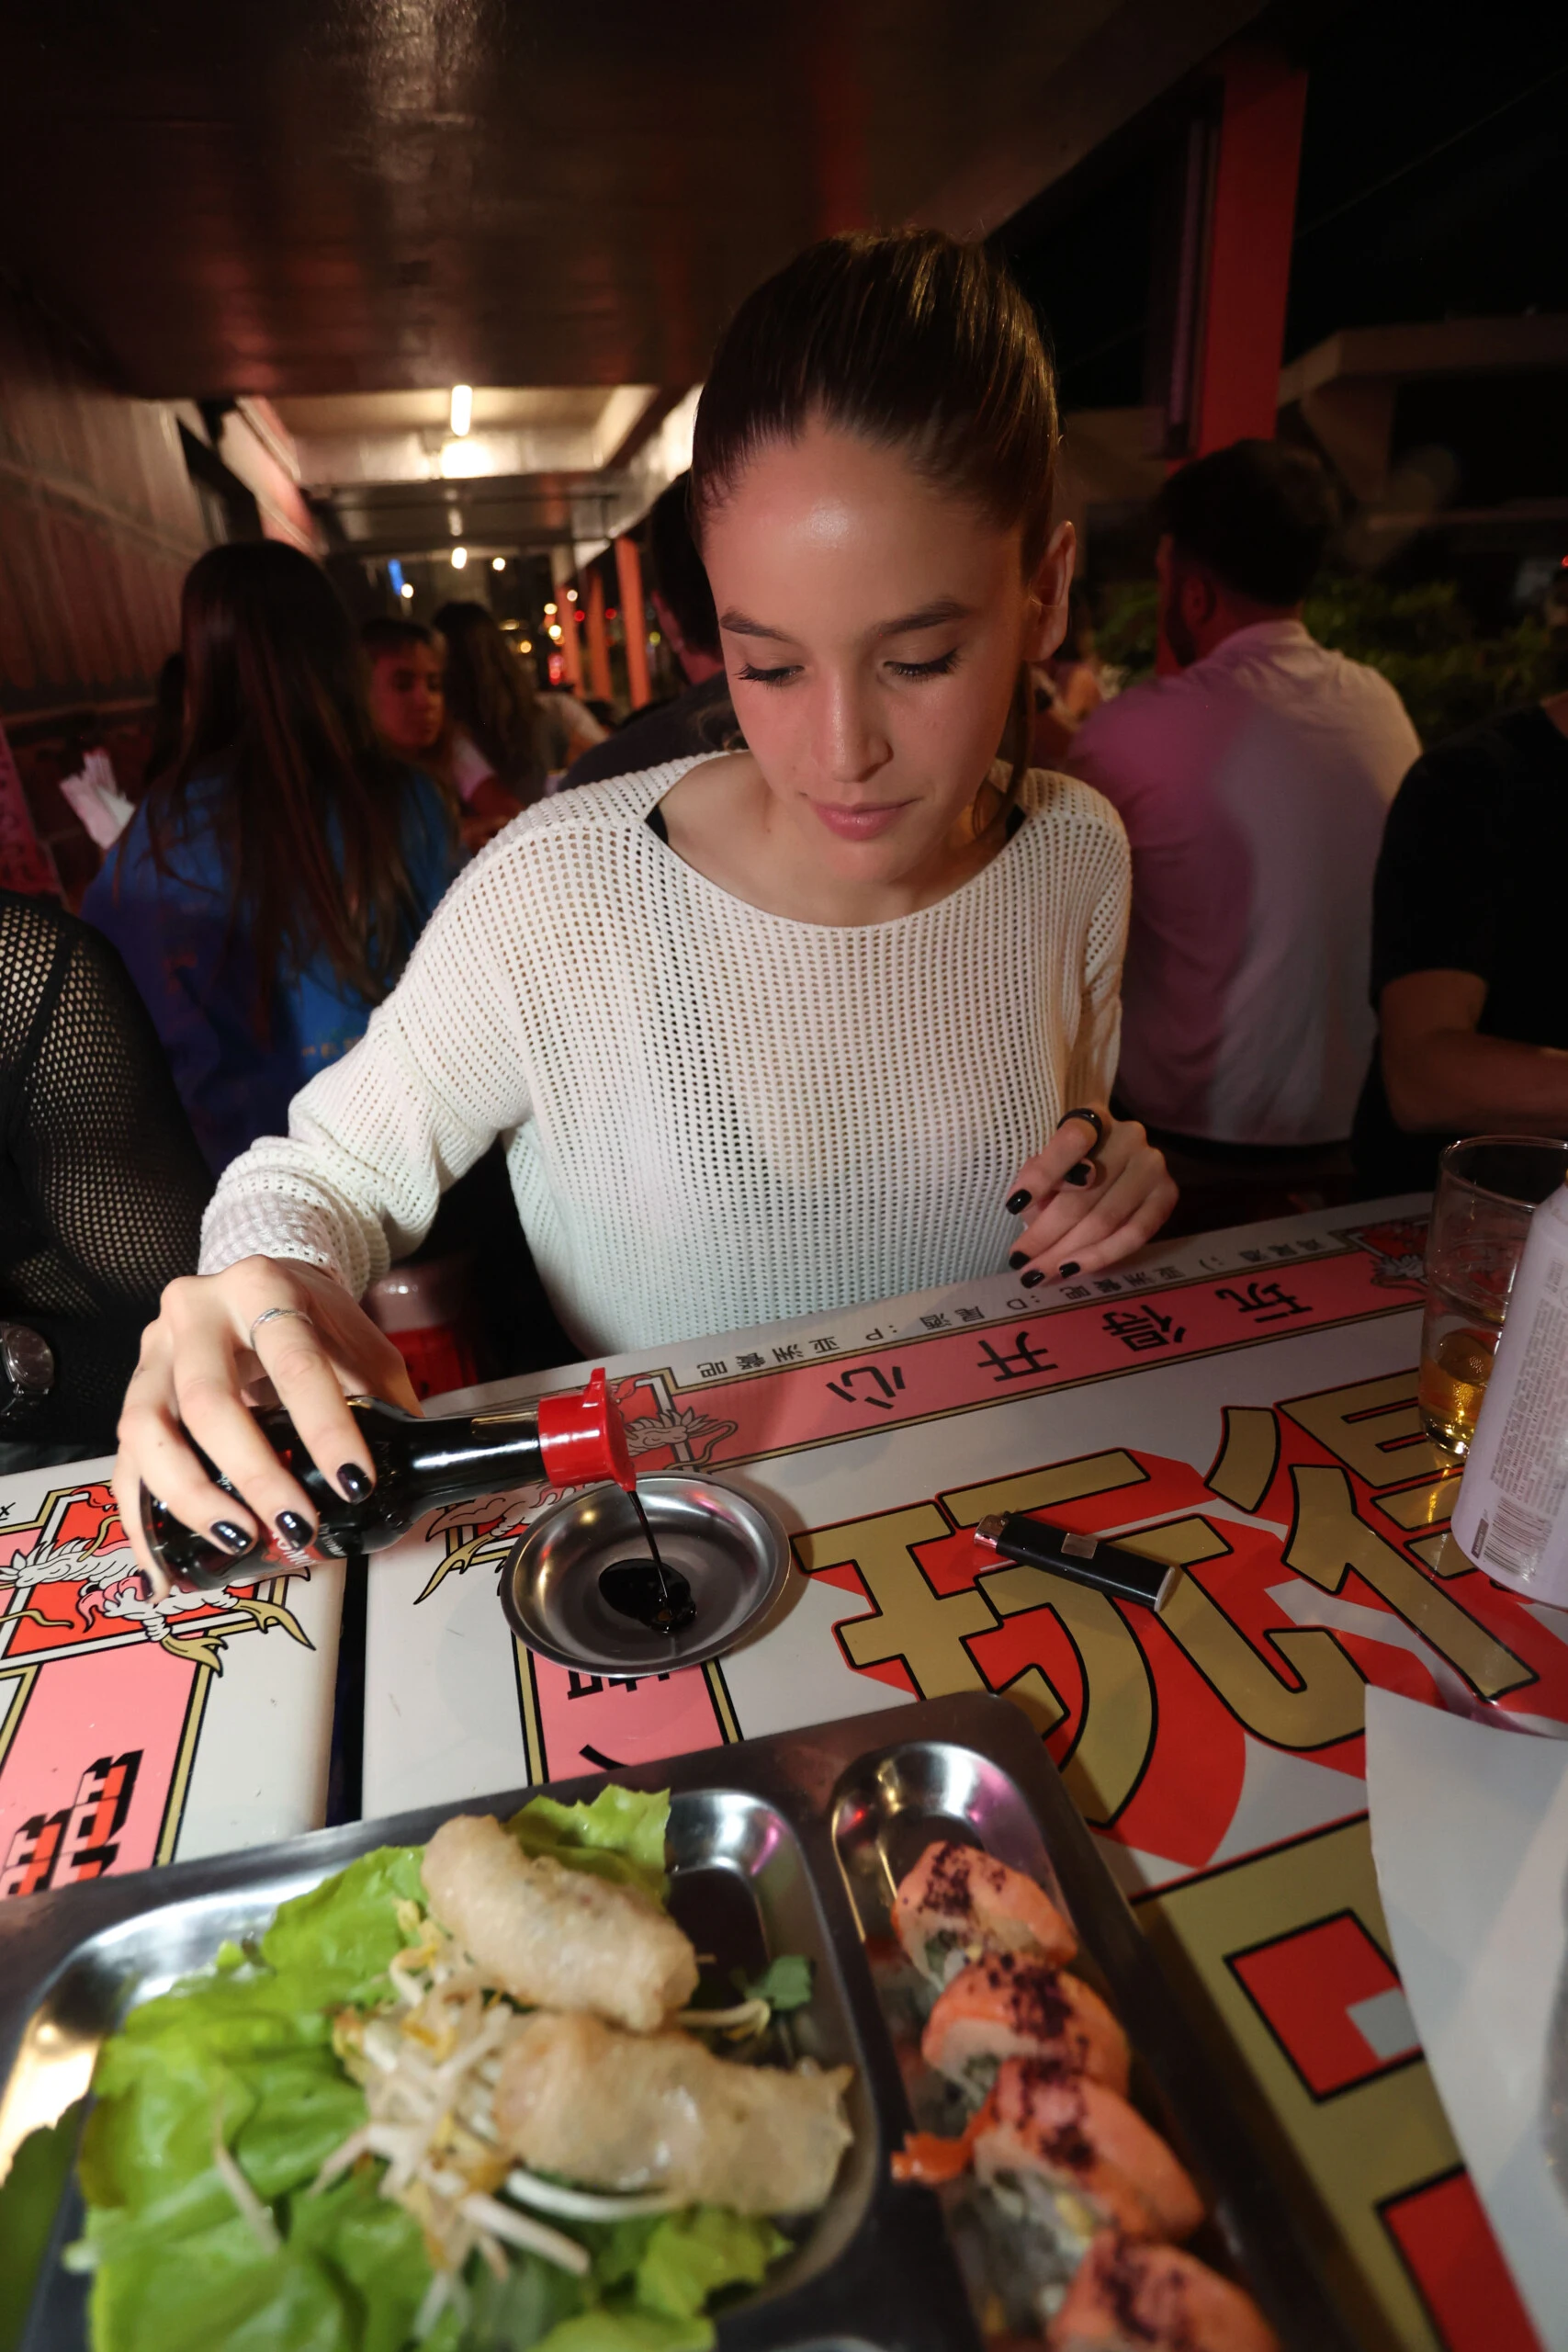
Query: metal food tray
1 1693 1359 2350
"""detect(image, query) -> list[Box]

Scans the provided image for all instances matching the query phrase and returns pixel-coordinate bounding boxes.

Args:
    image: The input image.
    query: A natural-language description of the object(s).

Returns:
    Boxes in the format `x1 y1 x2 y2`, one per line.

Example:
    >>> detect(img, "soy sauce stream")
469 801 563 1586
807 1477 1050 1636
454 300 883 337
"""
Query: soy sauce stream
599 1486 697 1634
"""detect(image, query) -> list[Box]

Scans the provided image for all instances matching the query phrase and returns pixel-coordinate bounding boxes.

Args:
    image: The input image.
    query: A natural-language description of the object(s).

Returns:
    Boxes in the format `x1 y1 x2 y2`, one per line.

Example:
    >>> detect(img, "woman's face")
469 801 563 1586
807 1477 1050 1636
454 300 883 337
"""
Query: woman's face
368 642 446 757
700 422 1072 881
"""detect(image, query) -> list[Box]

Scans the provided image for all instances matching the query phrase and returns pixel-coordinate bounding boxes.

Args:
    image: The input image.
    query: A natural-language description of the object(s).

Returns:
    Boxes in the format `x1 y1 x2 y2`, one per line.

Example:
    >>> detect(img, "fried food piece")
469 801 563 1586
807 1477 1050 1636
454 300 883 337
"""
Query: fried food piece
493 2007 854 2215
421 1813 698 2033
893 1840 1077 1984
976 2059 1203 2243
1050 2231 1280 2351
922 1956 1130 2097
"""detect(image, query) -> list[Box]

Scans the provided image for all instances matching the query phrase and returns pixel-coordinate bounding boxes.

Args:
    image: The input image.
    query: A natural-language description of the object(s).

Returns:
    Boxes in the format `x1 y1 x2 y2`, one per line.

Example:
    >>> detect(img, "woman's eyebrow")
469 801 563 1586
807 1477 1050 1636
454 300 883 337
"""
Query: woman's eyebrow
875 597 972 636
718 608 793 639
718 596 973 641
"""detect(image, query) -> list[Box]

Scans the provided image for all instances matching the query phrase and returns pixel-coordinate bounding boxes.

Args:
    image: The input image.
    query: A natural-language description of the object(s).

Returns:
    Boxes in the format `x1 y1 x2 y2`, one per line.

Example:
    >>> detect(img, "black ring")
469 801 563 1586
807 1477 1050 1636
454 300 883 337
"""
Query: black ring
1056 1106 1107 1158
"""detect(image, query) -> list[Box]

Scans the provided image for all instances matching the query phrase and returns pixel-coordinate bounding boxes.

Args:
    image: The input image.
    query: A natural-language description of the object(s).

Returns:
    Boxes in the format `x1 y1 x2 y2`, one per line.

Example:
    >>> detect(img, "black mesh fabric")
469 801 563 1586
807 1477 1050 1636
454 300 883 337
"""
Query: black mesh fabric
0 889 212 1452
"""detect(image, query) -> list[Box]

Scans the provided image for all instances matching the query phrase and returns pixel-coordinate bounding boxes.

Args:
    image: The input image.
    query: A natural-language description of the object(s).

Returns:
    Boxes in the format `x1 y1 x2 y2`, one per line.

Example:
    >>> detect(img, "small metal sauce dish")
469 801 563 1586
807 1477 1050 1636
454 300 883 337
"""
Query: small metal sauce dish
500 1473 791 1673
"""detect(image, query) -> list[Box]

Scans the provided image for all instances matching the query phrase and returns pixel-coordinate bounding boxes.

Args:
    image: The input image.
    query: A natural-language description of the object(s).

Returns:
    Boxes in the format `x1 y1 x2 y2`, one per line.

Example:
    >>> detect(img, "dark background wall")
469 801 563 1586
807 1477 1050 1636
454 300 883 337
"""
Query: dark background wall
0 279 204 722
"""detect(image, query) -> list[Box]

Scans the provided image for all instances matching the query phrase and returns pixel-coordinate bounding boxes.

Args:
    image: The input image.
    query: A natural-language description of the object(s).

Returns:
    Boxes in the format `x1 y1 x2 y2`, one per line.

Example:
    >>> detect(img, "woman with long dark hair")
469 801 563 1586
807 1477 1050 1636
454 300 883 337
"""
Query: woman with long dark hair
85 542 458 1175
117 231 1174 1573
434 599 604 840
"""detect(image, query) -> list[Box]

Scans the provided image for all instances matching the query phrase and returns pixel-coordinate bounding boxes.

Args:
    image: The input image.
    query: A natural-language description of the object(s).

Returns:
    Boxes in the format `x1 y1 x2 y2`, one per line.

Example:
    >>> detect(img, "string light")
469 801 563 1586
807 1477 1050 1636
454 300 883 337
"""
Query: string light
519 639 532 653
450 546 468 570
448 384 472 436
547 623 562 640
565 588 578 603
491 556 506 571
399 582 414 600
543 601 558 616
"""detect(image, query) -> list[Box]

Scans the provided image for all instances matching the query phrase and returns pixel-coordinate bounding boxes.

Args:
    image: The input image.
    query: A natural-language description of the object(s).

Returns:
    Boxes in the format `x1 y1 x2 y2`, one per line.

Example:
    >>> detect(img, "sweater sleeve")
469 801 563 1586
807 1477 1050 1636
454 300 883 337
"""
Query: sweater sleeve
1061 795 1131 1113
199 842 537 1294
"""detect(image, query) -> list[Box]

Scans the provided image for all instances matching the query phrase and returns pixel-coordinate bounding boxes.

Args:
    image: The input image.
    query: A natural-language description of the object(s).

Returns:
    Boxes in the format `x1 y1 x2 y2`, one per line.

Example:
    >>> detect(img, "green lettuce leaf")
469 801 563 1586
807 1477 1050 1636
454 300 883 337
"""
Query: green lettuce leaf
258 1845 427 2004
626 2208 789 2322
741 1955 813 2012
0 2100 85 2352
534 2315 710 2352
505 1785 670 1903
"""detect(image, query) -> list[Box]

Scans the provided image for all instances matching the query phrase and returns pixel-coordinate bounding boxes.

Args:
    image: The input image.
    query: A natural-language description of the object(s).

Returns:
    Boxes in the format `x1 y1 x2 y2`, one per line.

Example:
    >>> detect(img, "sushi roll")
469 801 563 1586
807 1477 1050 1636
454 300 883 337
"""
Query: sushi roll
894 1840 1077 1986
1048 2231 1280 2352
922 1955 1131 2100
895 2057 1201 2246
975 2058 1204 2245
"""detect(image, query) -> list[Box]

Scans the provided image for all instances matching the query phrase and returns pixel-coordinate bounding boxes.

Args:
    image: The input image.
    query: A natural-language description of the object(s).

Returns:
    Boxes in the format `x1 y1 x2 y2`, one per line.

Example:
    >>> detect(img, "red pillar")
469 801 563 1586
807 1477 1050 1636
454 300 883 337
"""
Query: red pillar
585 571 612 704
615 535 652 709
1190 51 1308 454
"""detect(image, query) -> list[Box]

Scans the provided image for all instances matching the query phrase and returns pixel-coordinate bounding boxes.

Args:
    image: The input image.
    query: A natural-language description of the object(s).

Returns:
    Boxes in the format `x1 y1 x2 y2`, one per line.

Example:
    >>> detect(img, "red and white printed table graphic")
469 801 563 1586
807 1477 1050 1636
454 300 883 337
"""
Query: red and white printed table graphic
366 1197 1555 2352
0 1453 344 1894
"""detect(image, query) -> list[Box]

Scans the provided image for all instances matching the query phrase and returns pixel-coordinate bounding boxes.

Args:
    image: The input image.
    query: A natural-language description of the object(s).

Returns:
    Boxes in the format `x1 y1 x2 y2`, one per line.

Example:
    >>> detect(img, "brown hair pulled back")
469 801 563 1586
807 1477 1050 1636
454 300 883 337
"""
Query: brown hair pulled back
690 229 1060 809
151 541 422 1035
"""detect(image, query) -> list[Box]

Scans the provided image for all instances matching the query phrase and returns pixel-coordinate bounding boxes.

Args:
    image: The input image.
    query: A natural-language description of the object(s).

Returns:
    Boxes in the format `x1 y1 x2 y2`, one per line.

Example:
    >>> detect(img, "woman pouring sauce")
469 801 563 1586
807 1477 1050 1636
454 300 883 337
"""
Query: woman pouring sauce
115 230 1175 1585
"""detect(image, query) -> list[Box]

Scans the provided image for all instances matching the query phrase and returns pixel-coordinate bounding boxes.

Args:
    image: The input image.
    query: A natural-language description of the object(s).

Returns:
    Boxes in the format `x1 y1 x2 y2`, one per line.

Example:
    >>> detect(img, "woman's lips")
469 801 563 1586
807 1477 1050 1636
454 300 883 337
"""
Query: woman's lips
812 799 909 840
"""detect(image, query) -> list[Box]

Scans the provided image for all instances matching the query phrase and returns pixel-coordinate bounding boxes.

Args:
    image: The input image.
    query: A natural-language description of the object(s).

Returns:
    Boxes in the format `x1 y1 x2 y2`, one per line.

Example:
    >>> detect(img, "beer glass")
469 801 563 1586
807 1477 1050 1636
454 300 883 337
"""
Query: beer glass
1418 1136 1568 1457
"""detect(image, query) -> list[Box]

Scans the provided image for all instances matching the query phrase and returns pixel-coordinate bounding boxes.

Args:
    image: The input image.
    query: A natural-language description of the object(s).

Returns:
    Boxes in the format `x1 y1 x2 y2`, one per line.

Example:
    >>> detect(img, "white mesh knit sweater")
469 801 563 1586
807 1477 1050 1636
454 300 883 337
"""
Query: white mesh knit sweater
201 760 1130 1352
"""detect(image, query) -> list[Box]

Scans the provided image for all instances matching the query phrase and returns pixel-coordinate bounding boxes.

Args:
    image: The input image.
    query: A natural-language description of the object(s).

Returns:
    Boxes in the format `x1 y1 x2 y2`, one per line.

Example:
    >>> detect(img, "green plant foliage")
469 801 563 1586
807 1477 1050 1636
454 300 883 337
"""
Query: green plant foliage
1089 571 1566 742
1303 577 1565 743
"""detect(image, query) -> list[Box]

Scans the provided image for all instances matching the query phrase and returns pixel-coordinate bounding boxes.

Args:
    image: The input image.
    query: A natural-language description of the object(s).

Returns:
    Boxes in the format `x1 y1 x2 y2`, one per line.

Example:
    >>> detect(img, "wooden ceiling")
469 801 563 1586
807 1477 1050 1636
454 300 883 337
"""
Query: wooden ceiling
0 0 1265 399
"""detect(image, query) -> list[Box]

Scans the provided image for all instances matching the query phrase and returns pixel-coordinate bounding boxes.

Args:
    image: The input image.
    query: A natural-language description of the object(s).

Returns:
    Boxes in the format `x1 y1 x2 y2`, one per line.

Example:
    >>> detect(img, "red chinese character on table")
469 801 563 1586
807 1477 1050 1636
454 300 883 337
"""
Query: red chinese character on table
1 1749 142 1896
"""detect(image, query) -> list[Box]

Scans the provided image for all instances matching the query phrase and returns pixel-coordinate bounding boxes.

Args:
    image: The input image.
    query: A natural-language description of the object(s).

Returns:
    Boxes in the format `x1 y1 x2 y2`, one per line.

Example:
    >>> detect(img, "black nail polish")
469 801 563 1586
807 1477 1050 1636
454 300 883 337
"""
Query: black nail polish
1065 1161 1093 1187
1005 1188 1032 1215
1020 1268 1044 1288
1058 1261 1080 1279
276 1510 314 1547
338 1464 373 1502
1008 1250 1029 1271
211 1520 255 1554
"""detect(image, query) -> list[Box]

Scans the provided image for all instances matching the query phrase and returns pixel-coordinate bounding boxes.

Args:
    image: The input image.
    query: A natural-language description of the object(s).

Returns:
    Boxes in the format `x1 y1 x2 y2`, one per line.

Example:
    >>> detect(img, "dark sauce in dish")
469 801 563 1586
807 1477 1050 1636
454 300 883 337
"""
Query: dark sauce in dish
599 1488 697 1634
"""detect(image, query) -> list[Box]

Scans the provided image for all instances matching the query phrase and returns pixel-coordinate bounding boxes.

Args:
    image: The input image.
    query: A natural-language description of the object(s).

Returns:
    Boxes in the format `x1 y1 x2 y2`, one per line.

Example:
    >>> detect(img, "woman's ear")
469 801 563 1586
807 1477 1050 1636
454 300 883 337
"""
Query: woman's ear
1025 522 1076 662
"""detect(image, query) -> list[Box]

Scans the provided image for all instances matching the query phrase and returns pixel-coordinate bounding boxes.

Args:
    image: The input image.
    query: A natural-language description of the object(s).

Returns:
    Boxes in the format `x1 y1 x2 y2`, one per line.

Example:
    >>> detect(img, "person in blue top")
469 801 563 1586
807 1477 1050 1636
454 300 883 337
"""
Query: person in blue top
86 542 459 1176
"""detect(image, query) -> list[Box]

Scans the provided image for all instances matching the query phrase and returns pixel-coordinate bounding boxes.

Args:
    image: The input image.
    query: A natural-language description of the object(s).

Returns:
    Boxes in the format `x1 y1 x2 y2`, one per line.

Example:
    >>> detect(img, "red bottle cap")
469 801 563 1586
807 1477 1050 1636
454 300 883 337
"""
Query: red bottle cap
536 1366 636 1491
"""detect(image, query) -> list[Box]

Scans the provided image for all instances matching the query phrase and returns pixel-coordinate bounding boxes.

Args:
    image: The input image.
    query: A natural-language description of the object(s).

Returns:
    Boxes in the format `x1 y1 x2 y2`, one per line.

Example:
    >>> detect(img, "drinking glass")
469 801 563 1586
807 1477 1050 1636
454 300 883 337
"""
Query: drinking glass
1418 1135 1568 1457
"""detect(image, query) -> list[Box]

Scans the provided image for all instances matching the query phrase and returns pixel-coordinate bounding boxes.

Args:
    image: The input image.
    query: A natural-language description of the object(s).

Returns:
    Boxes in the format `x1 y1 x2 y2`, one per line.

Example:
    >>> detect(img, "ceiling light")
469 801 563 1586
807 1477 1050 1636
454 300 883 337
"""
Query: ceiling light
449 384 472 437
451 546 468 570
491 556 506 571
399 582 414 601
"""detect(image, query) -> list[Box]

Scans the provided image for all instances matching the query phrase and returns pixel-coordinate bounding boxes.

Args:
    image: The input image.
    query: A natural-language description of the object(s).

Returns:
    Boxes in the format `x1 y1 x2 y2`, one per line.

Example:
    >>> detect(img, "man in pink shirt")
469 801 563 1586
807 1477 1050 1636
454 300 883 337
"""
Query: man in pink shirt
1069 441 1419 1155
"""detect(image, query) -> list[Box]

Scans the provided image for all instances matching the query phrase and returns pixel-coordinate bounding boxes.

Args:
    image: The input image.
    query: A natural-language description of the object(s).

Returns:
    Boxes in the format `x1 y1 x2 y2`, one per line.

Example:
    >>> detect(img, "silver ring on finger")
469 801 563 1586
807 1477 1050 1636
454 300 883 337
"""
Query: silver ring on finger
249 1305 314 1351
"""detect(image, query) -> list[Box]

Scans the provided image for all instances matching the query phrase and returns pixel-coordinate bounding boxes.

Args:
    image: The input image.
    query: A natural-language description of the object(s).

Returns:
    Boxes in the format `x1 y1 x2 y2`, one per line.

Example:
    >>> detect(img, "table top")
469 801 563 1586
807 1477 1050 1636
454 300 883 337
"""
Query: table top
365 1191 1557 2352
2 1193 1557 2351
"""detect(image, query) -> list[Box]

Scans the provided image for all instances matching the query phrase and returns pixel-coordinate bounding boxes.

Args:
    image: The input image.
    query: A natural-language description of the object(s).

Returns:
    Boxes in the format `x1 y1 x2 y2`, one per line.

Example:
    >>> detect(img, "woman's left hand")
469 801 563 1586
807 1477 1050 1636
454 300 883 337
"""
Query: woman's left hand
1004 1110 1177 1286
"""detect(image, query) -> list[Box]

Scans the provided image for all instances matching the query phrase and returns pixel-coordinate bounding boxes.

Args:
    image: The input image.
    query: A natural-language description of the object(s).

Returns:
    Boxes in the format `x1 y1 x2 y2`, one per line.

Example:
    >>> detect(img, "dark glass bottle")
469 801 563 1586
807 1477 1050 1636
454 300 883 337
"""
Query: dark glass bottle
141 1369 633 1590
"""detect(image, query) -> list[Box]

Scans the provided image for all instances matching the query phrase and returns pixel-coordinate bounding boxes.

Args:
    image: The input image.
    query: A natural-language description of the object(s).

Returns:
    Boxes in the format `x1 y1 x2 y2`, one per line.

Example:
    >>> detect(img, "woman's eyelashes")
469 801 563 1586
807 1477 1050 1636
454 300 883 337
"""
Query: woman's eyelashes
737 648 962 687
886 647 960 679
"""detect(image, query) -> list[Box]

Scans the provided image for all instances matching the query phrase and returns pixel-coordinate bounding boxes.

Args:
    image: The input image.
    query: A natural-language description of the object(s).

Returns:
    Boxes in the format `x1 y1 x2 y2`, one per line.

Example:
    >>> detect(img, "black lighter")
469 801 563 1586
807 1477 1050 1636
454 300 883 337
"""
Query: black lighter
976 1513 1179 1611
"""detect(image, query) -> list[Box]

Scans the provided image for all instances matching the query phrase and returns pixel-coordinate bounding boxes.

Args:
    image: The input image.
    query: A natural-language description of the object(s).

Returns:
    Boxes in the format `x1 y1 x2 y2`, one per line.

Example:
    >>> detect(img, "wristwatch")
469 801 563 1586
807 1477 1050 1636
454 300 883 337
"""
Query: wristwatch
0 1323 55 1423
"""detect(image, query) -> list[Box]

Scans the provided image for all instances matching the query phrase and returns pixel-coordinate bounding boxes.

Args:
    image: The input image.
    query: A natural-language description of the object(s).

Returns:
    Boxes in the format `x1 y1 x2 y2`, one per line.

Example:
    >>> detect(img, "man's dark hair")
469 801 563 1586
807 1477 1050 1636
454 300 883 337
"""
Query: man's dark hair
361 616 437 661
646 472 719 659
1156 438 1337 607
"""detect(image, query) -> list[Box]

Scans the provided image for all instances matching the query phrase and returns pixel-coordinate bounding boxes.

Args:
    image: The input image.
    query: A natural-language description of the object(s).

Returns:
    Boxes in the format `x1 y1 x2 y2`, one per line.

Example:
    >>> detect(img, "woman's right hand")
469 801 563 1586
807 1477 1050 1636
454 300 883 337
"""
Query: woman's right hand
115 1256 422 1594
